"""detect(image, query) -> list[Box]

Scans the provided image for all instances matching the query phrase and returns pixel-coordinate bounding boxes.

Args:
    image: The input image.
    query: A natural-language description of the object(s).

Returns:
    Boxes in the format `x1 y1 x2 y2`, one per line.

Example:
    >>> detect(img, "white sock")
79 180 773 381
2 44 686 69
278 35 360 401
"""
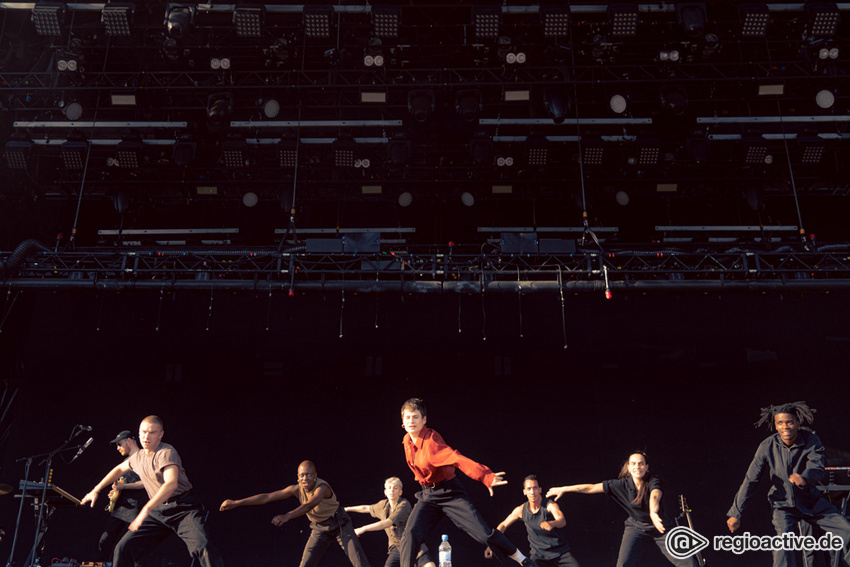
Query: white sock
509 550 527 564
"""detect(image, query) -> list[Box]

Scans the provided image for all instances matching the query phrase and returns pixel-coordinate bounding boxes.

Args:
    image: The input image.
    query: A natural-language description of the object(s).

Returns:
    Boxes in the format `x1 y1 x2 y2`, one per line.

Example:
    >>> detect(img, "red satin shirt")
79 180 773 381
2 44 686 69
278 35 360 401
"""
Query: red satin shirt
403 427 496 487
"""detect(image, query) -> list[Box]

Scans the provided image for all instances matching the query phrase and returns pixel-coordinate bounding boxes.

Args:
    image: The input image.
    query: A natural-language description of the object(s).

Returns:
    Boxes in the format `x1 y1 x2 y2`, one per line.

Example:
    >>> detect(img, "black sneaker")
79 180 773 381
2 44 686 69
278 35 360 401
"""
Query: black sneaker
521 558 539 567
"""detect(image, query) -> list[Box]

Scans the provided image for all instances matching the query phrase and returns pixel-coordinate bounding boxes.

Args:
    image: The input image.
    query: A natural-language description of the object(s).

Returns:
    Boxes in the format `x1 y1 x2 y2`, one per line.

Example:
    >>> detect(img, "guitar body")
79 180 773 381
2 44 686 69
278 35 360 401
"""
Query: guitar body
106 477 126 513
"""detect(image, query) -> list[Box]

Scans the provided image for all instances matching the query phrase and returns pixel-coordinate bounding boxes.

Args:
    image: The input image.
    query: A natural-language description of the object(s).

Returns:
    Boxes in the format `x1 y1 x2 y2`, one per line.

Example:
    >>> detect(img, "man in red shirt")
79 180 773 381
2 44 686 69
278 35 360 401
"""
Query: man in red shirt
398 398 538 567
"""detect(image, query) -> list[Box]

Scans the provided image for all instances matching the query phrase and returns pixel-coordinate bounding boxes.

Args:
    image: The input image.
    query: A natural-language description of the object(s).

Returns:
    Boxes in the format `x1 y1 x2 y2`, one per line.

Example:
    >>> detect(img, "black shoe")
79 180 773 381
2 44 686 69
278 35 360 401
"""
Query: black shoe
521 558 539 567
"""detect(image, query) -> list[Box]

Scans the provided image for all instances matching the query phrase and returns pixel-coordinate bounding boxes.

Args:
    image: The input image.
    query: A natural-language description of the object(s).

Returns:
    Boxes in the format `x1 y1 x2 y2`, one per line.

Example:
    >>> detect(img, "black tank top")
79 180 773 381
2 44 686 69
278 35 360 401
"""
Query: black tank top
522 497 570 560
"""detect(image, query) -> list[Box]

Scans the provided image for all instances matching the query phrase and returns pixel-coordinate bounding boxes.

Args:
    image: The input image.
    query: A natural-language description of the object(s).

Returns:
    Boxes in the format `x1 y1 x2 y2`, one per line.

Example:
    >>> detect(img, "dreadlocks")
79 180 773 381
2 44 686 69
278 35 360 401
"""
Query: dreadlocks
754 401 816 430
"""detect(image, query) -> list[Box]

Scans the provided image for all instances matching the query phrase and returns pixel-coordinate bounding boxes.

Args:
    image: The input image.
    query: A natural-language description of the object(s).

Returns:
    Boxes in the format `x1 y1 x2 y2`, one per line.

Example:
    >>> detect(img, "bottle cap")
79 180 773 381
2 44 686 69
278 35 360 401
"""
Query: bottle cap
441 534 448 540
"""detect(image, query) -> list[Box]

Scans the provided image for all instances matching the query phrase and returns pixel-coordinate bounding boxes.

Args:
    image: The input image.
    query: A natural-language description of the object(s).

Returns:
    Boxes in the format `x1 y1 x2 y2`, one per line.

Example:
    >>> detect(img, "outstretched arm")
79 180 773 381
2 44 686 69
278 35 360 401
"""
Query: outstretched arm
484 505 522 558
546 483 603 500
81 461 132 507
649 488 665 533
129 464 179 531
344 505 371 514
271 483 331 527
353 518 393 537
220 485 297 511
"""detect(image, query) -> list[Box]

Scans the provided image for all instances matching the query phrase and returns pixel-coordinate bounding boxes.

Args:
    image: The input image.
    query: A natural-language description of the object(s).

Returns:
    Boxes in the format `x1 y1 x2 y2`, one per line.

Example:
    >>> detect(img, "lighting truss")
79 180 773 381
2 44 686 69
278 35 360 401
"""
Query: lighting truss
372 6 401 38
473 6 501 40
101 3 133 37
4 141 31 170
540 5 570 38
31 2 64 36
234 5 264 38
60 141 87 170
807 2 841 37
739 3 770 38
608 4 639 38
303 6 333 38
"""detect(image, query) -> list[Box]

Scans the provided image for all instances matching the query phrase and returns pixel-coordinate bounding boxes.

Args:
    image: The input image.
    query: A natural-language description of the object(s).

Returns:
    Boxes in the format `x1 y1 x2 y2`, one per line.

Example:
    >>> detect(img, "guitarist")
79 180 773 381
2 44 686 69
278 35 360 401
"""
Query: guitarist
98 430 148 567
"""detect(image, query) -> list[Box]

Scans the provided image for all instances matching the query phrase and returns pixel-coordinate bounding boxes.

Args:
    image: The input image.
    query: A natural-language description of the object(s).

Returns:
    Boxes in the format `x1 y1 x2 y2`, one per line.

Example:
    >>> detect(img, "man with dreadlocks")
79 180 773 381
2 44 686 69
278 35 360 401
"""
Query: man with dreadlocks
727 401 850 567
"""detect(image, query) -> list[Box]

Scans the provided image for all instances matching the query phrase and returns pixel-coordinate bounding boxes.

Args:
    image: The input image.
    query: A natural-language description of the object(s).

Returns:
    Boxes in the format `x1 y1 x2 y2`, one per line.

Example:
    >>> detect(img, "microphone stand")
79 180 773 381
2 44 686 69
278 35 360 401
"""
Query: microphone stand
5 426 87 567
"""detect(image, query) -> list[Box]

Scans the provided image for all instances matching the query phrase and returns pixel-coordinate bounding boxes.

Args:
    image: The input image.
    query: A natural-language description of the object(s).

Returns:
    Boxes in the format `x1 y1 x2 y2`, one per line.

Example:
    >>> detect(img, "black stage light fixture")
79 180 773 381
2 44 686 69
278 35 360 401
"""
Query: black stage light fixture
279 139 297 168
540 5 570 38
234 5 264 38
739 3 769 38
800 139 825 165
527 135 548 166
582 144 605 166
31 2 64 36
807 3 840 38
473 6 501 40
221 140 247 168
677 3 706 39
4 141 31 170
61 141 87 170
455 90 482 123
165 4 193 39
608 4 639 38
743 141 772 165
334 138 356 167
116 140 142 169
207 93 232 129
660 85 688 116
102 3 133 37
173 139 196 166
387 139 410 165
408 90 435 123
470 136 493 165
303 6 333 38
372 5 401 38
544 88 571 124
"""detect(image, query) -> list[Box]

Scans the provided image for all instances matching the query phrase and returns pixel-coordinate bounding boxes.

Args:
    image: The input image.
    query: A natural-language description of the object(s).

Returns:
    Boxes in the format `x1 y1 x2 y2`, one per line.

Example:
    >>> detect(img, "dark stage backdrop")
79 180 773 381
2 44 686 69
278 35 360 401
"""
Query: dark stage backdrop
0 290 848 567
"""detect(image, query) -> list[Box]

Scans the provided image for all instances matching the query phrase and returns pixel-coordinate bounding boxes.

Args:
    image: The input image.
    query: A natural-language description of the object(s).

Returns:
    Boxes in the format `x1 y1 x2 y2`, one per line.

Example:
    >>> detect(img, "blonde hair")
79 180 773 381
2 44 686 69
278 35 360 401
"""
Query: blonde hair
385 477 403 490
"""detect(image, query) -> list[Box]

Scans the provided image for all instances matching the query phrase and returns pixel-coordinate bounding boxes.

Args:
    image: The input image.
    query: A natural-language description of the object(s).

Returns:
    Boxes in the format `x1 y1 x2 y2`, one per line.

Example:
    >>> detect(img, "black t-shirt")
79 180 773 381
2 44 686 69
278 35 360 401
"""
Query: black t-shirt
602 476 663 524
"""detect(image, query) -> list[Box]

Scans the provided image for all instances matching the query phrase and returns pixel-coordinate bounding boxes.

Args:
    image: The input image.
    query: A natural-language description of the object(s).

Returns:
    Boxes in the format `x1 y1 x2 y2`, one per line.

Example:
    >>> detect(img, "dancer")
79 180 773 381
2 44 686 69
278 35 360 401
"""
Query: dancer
81 416 225 567
345 476 435 567
220 460 370 567
486 475 579 567
547 452 696 567
727 401 850 567
398 397 538 567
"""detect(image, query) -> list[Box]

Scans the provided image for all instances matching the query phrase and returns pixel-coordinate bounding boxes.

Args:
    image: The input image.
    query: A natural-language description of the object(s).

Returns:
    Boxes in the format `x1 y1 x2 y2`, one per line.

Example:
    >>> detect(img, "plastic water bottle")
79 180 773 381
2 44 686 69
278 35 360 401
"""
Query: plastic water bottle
438 534 452 567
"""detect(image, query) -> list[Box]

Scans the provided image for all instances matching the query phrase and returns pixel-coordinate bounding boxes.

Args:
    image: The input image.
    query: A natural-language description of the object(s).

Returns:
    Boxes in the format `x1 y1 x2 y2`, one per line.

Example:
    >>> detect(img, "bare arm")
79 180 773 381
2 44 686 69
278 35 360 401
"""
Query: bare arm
220 485 297 511
271 484 331 527
540 500 566 531
128 465 180 531
649 488 665 533
485 505 522 558
354 518 393 536
81 461 132 507
121 481 145 491
546 483 603 500
344 505 372 514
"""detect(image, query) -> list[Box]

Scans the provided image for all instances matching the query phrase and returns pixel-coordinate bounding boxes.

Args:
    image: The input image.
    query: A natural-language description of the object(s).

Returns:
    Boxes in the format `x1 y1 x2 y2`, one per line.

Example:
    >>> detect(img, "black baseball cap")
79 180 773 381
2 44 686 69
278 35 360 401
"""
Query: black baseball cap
109 430 133 444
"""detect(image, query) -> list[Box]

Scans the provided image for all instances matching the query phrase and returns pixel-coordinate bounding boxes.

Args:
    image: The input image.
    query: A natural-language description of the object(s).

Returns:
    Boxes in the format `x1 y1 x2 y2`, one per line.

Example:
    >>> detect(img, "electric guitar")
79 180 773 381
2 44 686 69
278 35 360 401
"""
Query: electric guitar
106 477 126 513
678 494 707 566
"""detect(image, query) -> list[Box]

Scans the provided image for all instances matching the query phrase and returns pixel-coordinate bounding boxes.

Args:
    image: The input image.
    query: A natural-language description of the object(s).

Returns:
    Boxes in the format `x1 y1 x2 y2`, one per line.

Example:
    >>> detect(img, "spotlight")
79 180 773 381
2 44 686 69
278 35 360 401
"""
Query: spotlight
31 2 64 36
173 139 196 166
210 57 231 70
608 4 639 37
739 3 769 38
101 3 133 37
609 94 628 114
677 3 706 38
372 6 401 38
221 141 247 168
116 140 142 169
354 157 371 169
660 85 688 116
4 141 31 170
582 145 605 166
242 191 258 207
455 90 482 122
461 192 475 207
364 37 383 67
407 90 434 123
473 6 501 40
540 5 570 38
495 155 514 167
527 135 548 166
807 3 840 37
815 89 835 109
60 141 87 170
62 101 83 121
234 5 264 38
615 191 630 206
544 88 571 124
387 139 410 165
206 93 232 130
165 5 193 39
398 191 413 207
262 99 280 118
303 6 333 38
279 140 297 168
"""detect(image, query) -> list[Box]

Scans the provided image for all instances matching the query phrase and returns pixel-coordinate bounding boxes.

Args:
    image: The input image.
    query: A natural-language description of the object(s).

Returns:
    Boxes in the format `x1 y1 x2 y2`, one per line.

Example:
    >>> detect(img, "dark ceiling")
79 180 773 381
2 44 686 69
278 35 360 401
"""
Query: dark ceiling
0 1 848 266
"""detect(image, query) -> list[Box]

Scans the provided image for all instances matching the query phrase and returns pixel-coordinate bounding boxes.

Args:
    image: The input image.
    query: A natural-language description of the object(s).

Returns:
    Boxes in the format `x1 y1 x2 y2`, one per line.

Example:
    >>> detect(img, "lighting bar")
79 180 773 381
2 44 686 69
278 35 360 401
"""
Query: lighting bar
478 227 619 233
234 5 263 38
480 118 652 125
540 5 570 37
279 140 297 168
697 116 850 124
334 138 355 167
230 120 402 128
739 3 770 37
221 141 246 168
31 1 64 35
637 144 660 165
473 6 501 39
656 225 798 232
303 5 332 38
744 144 770 164
582 146 604 165
372 5 400 38
101 3 133 36
608 3 639 37
98 228 239 235
807 2 840 37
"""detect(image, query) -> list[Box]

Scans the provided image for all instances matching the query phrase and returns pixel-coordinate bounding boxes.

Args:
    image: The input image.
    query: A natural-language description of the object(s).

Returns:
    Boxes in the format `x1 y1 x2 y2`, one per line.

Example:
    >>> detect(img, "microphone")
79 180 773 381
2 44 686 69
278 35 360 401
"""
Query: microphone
78 425 93 431
70 437 94 463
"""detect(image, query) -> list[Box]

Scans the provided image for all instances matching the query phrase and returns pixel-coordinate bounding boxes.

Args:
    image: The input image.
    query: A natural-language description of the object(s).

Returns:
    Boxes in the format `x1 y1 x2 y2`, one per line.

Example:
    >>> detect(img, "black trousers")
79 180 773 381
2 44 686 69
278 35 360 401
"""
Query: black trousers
99 515 130 562
299 508 371 567
386 544 434 567
113 493 225 567
534 551 581 567
772 500 850 567
616 518 697 567
399 476 518 567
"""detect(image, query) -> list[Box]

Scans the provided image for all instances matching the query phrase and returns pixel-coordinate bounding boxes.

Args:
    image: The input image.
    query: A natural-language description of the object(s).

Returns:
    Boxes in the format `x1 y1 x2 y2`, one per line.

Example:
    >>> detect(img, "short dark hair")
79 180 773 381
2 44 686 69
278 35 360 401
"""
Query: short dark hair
401 398 426 418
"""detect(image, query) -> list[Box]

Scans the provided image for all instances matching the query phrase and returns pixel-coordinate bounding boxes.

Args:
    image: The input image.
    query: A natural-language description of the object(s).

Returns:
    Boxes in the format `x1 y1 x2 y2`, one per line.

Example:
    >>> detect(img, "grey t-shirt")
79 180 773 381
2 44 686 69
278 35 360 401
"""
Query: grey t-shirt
127 442 193 500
